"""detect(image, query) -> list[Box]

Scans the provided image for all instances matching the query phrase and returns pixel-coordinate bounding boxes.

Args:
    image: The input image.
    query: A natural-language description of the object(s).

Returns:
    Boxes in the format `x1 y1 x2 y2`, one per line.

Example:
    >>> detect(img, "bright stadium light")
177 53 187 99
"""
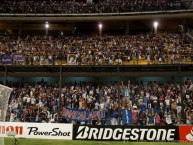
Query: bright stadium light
98 23 103 36
45 21 49 35
153 21 159 34
99 23 103 30
45 21 49 29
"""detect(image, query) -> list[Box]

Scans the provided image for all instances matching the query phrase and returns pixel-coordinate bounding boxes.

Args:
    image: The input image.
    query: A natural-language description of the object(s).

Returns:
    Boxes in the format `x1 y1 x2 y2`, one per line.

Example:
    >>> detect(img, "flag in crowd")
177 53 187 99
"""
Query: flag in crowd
122 109 132 125
62 107 105 121
2 56 12 64
12 54 25 62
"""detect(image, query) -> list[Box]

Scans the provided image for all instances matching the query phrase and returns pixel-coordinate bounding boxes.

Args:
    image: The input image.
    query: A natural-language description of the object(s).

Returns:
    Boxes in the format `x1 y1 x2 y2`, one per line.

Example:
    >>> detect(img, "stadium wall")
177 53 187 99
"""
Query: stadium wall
1 77 193 84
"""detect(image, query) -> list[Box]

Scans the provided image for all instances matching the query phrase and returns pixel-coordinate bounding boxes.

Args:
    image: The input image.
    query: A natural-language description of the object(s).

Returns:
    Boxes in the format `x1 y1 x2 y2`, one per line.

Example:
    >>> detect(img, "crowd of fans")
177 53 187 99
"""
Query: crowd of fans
0 0 187 14
0 32 193 65
6 79 193 125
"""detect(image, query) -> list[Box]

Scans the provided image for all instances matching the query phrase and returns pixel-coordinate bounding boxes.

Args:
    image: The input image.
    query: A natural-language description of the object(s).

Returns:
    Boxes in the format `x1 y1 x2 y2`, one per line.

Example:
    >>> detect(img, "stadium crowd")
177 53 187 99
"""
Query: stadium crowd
6 79 193 125
0 32 193 65
0 0 187 14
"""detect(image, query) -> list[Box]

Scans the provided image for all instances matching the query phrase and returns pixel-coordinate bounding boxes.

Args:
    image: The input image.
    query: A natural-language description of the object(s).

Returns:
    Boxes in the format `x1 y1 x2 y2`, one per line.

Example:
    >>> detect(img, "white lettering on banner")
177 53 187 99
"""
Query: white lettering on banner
0 122 73 140
98 128 104 139
156 129 166 140
103 128 112 140
75 126 176 141
146 129 156 140
113 129 122 140
139 129 148 140
130 129 139 140
122 129 131 140
167 129 175 141
88 128 98 139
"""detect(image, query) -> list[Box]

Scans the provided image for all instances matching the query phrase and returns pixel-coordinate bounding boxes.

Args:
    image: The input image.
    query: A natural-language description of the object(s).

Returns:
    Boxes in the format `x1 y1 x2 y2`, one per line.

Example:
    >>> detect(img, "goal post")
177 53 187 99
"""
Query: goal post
0 84 13 145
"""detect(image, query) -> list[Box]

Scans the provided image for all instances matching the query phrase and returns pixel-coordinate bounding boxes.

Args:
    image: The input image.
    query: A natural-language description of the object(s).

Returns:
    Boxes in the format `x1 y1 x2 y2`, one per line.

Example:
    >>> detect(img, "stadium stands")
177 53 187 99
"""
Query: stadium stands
6 79 193 125
0 33 193 65
0 0 192 129
0 0 187 14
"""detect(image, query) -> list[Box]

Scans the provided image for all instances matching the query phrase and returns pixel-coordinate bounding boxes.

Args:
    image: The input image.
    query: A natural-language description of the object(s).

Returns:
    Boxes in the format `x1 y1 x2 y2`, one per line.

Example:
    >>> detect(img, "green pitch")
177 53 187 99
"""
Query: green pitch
4 138 191 145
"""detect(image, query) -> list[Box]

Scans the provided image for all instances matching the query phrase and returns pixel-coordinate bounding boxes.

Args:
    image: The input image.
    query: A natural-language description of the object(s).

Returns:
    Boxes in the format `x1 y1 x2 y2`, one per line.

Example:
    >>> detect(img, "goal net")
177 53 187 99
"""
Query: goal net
0 84 13 145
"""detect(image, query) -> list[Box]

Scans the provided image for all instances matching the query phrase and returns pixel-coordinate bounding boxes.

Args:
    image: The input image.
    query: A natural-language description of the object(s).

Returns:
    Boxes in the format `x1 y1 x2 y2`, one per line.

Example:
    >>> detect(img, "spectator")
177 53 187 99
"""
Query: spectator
0 0 187 14
4 79 193 125
9 110 16 122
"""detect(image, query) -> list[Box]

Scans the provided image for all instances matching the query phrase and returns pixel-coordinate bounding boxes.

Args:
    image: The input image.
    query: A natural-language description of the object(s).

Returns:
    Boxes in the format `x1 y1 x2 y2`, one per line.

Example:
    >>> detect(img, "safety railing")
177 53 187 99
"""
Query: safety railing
1 54 193 66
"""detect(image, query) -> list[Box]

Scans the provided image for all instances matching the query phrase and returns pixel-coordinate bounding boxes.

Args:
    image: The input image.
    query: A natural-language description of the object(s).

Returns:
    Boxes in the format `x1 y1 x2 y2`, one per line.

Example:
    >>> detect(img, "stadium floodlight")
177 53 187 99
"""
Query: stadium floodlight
45 21 49 29
45 21 49 35
61 31 64 36
98 23 103 30
98 23 103 36
153 21 159 34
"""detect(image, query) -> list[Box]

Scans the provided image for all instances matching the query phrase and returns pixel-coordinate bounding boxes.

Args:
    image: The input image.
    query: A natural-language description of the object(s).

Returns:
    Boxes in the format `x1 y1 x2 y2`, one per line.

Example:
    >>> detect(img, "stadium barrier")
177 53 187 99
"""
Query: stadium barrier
73 125 193 142
1 54 193 65
0 122 72 140
1 122 193 142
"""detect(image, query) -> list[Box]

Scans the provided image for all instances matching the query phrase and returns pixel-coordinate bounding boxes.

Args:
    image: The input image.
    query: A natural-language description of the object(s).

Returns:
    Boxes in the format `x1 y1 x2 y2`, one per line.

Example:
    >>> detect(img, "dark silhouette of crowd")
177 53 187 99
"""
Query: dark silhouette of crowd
0 32 193 65
6 79 193 125
0 0 187 14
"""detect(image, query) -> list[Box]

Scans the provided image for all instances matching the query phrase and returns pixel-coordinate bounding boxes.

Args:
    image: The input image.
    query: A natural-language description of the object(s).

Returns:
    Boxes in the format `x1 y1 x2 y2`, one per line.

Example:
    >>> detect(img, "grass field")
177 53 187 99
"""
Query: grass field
4 138 192 145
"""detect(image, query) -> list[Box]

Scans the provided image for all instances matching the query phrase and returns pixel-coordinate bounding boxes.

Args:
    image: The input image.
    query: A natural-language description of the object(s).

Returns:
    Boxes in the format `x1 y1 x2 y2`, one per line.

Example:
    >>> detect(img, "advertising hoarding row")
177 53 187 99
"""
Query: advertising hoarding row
0 122 192 142
0 122 72 140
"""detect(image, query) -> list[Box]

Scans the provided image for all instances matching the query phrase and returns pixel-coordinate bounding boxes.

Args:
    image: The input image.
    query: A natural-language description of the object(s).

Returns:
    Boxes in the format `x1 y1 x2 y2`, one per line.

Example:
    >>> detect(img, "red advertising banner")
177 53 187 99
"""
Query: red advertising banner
179 126 193 142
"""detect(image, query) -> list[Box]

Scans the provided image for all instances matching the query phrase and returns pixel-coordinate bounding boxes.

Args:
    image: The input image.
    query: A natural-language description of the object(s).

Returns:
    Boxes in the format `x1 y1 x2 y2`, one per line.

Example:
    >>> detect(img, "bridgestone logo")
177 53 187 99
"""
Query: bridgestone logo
75 126 176 141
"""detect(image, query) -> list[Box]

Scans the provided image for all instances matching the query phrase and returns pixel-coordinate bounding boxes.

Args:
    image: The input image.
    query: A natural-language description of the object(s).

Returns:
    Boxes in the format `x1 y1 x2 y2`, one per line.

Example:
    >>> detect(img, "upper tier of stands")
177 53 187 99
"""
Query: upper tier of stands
0 0 188 14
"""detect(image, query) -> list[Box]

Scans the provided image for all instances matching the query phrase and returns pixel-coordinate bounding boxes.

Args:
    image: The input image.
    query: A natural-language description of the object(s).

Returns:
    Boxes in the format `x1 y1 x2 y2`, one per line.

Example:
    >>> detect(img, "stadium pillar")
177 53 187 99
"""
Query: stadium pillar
178 65 185 123
125 21 130 35
58 61 62 123
118 83 121 125
4 66 7 86
117 63 121 125
18 22 22 36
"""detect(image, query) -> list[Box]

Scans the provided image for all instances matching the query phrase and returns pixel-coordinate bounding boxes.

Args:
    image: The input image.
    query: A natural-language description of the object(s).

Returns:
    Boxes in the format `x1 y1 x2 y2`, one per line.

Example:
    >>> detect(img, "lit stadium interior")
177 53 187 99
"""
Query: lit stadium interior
0 0 193 145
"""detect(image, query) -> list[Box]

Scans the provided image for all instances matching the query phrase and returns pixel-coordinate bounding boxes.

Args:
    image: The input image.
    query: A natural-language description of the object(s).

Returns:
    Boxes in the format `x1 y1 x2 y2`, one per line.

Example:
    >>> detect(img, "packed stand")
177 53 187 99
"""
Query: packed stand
6 79 193 125
0 32 193 65
0 0 187 14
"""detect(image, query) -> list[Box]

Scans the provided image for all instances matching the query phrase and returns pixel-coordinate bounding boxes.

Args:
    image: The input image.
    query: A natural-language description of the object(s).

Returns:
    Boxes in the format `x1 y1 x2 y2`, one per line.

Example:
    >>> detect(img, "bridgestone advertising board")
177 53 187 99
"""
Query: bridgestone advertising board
1 122 193 142
73 125 180 142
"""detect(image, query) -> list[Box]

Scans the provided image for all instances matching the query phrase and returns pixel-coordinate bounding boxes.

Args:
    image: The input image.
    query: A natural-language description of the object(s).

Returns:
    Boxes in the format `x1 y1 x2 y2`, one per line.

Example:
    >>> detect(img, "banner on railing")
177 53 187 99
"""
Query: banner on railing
2 56 12 64
12 54 25 62
0 122 73 140
62 107 105 121
67 54 77 65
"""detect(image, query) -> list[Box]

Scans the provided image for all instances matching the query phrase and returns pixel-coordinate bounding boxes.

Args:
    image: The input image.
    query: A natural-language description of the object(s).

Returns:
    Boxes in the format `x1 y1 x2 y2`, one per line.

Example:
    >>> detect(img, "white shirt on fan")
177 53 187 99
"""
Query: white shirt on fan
10 113 16 122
